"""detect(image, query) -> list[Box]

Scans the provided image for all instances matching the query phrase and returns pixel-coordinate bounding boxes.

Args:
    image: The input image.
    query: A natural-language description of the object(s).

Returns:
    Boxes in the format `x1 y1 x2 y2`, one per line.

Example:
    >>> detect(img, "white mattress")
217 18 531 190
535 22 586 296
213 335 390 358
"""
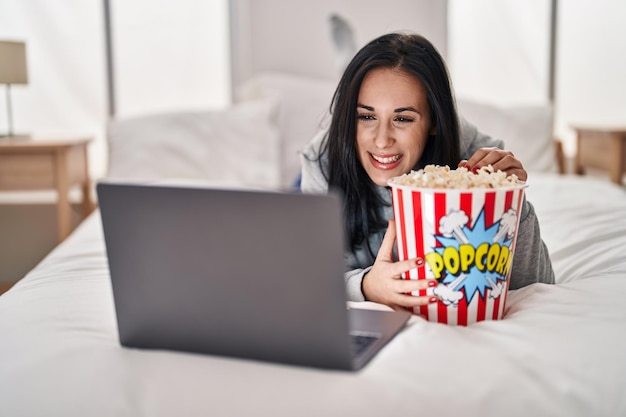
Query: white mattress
1 173 625 417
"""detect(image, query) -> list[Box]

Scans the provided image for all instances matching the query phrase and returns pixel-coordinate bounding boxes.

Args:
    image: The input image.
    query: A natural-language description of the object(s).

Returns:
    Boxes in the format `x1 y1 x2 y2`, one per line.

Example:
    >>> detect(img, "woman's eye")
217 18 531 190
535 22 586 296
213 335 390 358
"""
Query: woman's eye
357 114 375 121
394 116 414 123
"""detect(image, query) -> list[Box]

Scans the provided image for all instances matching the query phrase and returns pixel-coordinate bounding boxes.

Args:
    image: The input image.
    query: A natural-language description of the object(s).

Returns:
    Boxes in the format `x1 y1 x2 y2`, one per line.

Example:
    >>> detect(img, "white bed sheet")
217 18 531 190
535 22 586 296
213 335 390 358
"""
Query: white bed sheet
1 173 626 417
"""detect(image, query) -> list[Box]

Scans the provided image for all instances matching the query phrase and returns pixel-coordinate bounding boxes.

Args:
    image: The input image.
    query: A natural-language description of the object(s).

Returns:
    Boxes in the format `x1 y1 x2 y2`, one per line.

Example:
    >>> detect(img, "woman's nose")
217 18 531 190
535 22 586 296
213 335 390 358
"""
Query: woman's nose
374 121 394 149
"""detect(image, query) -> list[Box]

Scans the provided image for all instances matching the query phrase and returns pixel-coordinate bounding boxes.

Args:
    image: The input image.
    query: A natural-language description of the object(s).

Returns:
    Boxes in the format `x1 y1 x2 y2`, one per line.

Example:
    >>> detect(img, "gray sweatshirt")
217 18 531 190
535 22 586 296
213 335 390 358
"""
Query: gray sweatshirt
300 117 555 302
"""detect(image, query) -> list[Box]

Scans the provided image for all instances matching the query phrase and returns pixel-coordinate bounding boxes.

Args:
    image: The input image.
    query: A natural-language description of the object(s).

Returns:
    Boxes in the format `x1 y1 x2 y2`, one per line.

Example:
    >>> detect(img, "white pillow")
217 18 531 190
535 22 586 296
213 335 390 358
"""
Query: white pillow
456 99 556 173
106 99 282 189
237 72 337 187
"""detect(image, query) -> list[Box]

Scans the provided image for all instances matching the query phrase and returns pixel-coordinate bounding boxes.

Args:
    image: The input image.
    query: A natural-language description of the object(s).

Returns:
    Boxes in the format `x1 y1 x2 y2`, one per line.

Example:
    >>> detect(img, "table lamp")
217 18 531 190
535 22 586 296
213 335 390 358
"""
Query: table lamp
0 40 29 139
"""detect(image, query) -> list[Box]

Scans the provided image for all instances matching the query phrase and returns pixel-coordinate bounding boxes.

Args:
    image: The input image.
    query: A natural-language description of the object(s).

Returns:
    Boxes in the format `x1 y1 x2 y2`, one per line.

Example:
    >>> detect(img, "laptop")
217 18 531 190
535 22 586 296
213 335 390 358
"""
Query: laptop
97 181 411 371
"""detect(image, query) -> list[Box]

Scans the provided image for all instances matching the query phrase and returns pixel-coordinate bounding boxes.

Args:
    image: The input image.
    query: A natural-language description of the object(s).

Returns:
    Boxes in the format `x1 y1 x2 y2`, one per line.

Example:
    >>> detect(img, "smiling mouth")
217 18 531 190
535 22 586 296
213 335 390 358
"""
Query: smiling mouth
371 153 401 164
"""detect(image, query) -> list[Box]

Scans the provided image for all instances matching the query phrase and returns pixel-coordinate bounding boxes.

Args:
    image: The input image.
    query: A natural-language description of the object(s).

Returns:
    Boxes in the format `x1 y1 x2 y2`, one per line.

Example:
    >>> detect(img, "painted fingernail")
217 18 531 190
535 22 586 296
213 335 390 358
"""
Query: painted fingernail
429 296 439 303
416 258 424 267
471 166 480 173
428 280 437 287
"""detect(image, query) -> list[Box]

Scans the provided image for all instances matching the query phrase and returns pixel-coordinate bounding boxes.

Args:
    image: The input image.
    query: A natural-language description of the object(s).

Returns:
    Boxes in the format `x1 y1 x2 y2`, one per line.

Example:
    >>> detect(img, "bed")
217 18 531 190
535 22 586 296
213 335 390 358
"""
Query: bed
1 73 625 417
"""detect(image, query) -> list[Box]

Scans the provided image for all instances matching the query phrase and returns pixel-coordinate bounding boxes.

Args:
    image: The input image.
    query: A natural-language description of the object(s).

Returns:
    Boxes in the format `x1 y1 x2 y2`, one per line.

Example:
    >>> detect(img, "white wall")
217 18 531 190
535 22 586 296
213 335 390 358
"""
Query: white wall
112 0 231 119
0 0 108 176
448 0 551 106
230 0 448 89
0 0 231 180
448 0 626 157
555 1 626 154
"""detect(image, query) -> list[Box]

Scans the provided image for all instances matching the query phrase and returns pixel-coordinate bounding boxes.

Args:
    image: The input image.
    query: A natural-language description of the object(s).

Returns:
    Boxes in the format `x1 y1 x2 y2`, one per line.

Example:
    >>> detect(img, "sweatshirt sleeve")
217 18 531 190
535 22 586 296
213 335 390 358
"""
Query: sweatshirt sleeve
344 267 369 302
299 130 329 194
509 196 556 288
459 116 505 158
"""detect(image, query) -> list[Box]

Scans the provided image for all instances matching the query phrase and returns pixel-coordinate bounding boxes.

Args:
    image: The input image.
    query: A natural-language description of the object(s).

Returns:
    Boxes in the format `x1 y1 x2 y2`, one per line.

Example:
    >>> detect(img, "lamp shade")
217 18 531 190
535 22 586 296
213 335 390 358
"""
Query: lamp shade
0 41 28 85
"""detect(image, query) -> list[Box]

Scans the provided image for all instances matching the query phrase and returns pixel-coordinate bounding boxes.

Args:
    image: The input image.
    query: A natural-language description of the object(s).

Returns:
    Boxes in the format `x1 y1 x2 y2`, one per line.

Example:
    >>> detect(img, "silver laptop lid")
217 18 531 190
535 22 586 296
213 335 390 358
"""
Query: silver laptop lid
98 182 357 369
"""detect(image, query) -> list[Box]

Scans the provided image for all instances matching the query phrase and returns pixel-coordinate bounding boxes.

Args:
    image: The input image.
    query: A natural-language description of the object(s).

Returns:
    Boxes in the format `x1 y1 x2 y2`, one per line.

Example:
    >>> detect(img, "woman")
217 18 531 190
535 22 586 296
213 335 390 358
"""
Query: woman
300 33 554 311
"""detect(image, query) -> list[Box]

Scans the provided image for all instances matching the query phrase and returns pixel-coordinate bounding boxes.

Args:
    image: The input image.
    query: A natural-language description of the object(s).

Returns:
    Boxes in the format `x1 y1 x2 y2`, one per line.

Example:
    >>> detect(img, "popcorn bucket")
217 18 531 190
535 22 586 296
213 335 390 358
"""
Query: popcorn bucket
388 178 527 325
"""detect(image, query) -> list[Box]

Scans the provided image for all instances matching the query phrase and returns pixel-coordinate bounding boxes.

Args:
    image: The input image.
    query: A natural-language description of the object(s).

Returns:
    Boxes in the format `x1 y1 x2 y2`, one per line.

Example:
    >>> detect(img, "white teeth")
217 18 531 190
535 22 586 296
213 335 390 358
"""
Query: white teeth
372 154 401 164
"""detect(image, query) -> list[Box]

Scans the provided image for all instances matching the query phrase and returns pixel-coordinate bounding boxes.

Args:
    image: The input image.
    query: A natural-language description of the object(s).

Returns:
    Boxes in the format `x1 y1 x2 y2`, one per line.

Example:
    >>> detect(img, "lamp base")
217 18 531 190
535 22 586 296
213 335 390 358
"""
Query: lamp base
0 133 31 141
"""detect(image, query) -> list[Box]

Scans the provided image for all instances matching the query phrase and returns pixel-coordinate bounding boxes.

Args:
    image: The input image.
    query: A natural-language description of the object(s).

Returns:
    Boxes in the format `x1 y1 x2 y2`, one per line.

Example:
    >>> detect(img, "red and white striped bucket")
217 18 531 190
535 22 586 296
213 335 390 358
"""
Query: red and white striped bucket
388 180 527 325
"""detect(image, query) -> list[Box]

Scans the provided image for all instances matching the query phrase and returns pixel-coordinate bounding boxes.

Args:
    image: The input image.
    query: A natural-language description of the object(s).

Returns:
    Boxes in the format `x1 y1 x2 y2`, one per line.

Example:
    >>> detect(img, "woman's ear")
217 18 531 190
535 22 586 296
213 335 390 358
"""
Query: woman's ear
429 125 437 135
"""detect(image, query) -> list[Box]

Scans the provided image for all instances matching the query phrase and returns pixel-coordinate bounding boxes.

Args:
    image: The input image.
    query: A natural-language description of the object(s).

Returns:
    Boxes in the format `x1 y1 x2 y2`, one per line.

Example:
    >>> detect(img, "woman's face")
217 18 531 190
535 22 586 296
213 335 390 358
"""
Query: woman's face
355 67 433 186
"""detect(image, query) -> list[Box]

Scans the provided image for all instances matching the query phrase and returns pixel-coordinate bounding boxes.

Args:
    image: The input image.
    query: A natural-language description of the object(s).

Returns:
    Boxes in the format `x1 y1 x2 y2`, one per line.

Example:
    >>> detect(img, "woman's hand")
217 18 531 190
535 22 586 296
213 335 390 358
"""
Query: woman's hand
361 220 438 311
458 147 527 181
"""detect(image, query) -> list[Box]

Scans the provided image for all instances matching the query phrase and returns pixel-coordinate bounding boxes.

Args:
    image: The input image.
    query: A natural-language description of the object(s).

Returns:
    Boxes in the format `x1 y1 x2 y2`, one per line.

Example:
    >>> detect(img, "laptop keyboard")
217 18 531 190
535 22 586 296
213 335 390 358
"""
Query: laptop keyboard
350 334 380 357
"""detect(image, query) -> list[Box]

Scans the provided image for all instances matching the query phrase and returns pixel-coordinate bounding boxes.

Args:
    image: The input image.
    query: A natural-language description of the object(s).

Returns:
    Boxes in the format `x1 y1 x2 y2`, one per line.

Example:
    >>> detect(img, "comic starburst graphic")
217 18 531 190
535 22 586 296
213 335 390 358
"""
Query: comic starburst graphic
431 208 514 304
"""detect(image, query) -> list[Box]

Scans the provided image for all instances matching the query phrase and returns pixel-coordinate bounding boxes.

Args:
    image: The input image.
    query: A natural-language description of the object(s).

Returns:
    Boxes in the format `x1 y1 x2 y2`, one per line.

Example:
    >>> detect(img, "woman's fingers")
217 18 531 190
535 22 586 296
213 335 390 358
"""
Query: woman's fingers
390 278 439 307
466 147 515 170
386 257 423 278
378 220 424 275
395 293 439 308
393 277 437 293
462 147 527 181
365 219 442 309
386 292 438 311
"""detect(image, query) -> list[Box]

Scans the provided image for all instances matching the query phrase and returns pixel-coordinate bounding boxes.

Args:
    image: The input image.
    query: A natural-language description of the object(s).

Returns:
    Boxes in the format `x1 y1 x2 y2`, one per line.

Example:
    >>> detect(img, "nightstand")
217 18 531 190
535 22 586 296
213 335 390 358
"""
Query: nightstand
0 137 95 243
573 126 626 185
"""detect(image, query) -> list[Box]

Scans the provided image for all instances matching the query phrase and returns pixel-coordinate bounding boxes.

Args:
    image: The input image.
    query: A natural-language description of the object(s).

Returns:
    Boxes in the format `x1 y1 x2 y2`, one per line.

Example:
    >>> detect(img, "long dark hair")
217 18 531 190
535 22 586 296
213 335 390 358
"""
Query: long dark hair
319 32 461 254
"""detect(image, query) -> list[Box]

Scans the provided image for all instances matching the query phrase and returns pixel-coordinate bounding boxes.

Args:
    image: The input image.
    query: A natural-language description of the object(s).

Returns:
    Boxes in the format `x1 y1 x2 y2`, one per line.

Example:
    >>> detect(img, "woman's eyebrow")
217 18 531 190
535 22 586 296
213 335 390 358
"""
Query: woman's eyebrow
394 106 419 113
357 104 420 113
357 103 374 111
